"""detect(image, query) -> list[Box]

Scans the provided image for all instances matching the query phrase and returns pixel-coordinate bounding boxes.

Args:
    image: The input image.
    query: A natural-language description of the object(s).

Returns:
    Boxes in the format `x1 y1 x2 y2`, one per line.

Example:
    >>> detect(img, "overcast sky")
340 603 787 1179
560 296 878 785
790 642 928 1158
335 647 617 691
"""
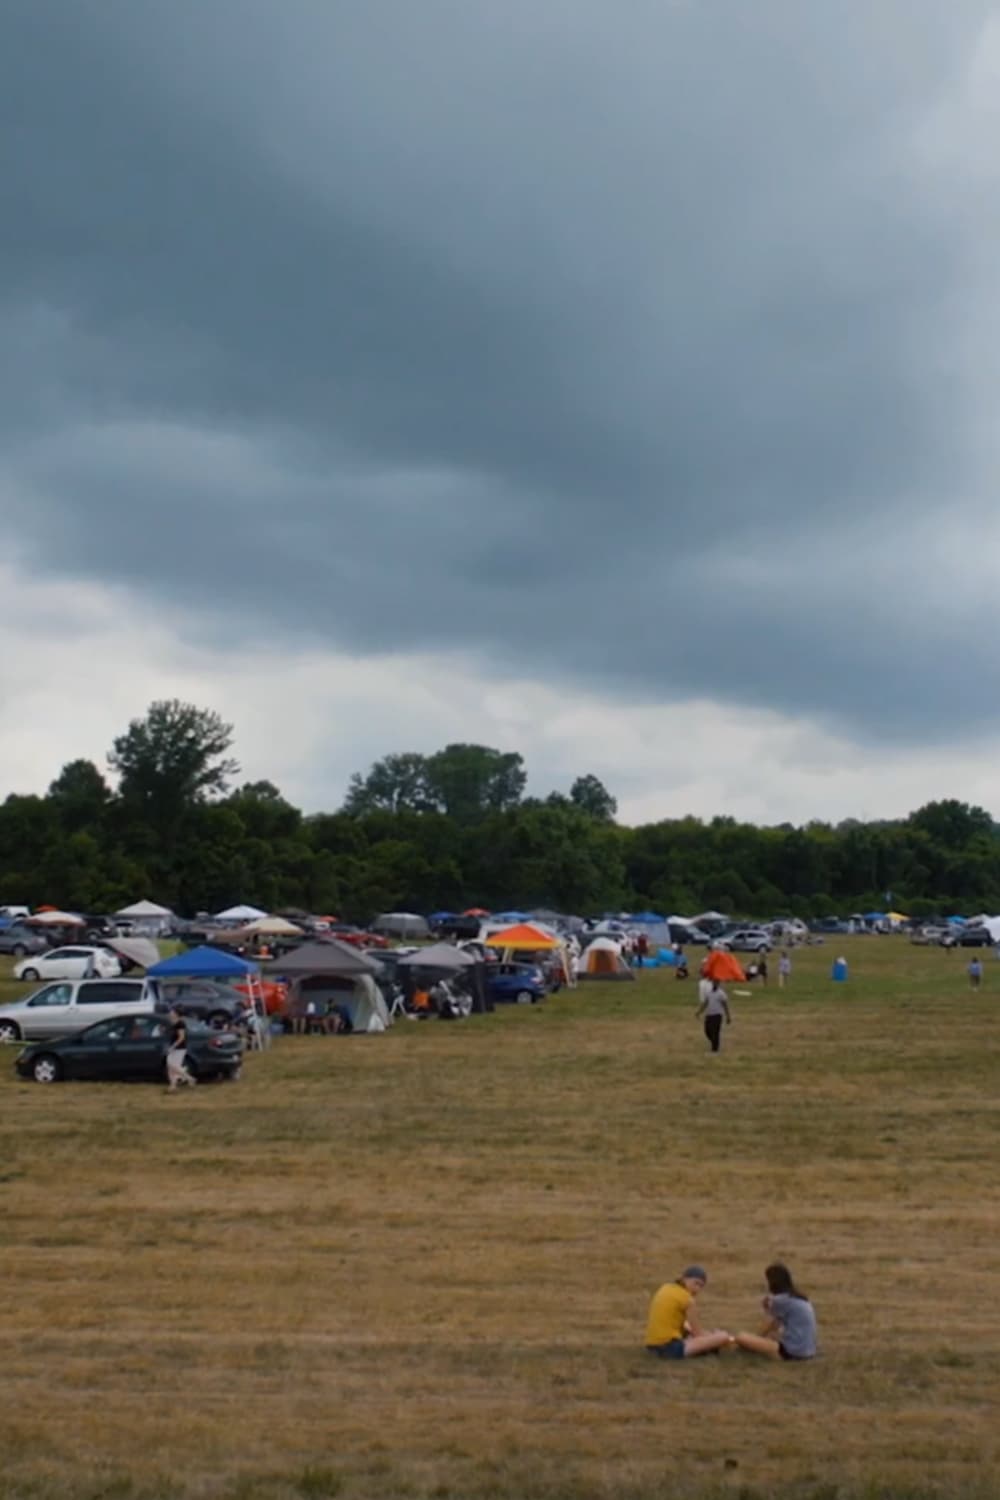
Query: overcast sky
2 1 999 825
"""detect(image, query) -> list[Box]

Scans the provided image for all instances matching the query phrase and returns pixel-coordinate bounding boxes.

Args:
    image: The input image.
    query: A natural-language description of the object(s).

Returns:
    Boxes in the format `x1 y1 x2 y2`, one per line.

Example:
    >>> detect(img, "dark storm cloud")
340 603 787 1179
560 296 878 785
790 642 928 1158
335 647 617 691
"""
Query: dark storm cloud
2 0 996 738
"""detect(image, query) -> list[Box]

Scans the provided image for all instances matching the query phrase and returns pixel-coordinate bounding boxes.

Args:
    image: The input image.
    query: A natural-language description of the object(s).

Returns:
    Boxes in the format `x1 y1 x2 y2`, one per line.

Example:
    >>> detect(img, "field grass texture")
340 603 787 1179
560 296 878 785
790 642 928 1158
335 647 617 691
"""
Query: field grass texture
1 938 998 1500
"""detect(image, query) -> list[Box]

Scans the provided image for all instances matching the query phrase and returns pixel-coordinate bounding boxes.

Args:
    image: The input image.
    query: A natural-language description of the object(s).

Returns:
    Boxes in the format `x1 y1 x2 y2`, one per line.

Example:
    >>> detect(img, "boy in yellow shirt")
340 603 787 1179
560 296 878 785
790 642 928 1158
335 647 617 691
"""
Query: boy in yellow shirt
645 1265 731 1359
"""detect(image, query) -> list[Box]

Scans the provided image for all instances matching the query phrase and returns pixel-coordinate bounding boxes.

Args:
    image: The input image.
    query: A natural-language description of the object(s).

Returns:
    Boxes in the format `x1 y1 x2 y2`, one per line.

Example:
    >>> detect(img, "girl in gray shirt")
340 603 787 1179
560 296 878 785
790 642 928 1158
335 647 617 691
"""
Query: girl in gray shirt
733 1263 817 1360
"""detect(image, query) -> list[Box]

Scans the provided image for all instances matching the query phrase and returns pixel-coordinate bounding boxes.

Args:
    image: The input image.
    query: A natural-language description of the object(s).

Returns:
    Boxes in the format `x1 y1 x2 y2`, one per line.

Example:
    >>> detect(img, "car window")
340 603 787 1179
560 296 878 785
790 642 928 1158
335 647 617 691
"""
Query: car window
78 982 143 1005
27 984 73 1008
82 1017 130 1042
126 1016 167 1039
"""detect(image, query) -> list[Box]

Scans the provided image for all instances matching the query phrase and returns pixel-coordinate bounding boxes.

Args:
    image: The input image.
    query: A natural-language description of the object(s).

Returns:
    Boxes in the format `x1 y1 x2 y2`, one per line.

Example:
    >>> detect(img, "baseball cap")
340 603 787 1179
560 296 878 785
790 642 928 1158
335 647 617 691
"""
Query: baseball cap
681 1265 708 1283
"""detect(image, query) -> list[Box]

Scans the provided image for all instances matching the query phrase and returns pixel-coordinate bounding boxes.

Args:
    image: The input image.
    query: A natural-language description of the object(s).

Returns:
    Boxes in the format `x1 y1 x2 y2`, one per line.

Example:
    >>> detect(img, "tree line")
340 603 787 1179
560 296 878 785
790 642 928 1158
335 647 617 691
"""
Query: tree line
0 700 997 921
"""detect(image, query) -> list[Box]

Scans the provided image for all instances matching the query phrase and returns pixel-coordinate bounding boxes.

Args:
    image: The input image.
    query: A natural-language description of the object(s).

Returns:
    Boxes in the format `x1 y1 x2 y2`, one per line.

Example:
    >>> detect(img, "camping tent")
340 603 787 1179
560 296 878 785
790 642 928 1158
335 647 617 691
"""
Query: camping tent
629 910 666 924
701 950 746 983
266 940 380 977
372 912 431 939
576 936 635 982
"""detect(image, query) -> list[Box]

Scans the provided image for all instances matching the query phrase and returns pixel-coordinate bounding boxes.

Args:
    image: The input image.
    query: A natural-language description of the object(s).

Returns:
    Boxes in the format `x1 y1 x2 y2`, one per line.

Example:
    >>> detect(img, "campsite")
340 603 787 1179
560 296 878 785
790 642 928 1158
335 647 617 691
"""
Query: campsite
1 933 998 1500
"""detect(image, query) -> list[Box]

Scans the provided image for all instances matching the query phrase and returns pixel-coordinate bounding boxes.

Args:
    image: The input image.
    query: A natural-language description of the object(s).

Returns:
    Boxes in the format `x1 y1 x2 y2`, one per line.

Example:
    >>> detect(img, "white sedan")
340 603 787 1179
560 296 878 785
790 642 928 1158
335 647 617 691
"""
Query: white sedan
13 946 122 982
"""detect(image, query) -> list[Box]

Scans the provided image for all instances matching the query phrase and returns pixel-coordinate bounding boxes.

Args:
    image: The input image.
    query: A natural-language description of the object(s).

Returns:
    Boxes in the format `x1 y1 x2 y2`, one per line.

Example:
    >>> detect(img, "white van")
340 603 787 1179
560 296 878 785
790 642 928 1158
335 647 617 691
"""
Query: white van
0 978 160 1043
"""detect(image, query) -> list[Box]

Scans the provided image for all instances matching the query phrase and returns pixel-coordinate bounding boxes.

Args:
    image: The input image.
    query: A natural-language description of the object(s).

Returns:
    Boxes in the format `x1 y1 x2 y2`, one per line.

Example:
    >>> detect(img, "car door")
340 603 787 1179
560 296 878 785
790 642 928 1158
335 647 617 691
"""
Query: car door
40 947 90 979
64 1017 131 1080
108 1015 170 1080
21 983 76 1039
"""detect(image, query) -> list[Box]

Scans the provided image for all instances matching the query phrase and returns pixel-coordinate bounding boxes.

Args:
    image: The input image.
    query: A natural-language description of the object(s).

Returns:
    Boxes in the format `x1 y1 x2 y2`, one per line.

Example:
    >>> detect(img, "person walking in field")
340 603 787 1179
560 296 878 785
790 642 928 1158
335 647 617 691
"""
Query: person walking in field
165 1008 196 1092
968 956 983 990
778 950 792 988
645 1266 731 1360
696 979 731 1053
733 1263 817 1361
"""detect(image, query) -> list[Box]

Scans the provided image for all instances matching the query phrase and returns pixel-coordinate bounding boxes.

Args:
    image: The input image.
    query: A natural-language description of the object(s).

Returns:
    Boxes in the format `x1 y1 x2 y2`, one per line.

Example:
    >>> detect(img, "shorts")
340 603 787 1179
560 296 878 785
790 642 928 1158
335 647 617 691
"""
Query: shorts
647 1340 686 1360
778 1344 811 1361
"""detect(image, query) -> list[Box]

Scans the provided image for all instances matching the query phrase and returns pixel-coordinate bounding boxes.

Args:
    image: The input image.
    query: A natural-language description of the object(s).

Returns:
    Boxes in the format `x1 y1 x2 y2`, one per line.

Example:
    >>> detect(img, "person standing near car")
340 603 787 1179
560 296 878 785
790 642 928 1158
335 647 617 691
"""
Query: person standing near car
696 979 731 1054
166 1008 196 1092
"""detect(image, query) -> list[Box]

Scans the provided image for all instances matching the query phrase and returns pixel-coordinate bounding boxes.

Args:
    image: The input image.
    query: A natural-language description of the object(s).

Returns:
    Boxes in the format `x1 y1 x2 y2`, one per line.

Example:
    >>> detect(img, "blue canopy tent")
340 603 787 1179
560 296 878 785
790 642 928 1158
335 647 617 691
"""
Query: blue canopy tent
146 946 268 1048
946 915 966 925
428 911 457 923
629 910 666 924
491 910 530 923
147 945 259 978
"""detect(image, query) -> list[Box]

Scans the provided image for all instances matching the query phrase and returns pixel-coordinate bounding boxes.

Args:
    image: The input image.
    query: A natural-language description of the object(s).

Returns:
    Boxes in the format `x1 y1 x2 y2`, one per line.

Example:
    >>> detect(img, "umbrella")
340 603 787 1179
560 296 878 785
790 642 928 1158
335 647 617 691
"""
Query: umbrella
397 943 476 971
462 907 490 917
27 909 84 925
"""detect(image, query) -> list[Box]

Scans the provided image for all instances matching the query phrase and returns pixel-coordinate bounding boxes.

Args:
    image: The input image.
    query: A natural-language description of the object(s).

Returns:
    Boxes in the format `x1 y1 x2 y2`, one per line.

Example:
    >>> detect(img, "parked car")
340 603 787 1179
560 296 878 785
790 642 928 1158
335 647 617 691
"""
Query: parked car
910 924 949 945
721 928 772 954
487 962 547 1005
14 1013 243 1084
155 980 248 1027
947 926 994 949
0 923 50 957
13 946 121 982
0 977 159 1043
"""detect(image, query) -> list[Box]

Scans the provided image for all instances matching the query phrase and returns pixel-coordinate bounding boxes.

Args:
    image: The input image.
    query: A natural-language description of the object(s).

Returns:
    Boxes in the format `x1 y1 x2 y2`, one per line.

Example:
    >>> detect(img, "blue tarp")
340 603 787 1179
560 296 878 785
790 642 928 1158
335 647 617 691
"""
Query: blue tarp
946 915 966 924
147 945 259 978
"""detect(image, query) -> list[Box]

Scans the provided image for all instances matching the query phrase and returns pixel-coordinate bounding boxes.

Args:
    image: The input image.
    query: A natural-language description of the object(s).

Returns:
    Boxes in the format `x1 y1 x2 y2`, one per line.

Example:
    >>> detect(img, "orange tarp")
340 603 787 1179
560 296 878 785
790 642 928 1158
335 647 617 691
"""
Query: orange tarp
484 923 560 950
702 950 746 982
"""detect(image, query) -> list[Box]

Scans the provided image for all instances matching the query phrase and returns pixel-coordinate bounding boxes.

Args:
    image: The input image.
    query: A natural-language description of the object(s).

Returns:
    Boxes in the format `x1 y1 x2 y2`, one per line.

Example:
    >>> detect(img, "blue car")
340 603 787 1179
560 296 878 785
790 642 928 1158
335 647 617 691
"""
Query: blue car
487 962 547 1005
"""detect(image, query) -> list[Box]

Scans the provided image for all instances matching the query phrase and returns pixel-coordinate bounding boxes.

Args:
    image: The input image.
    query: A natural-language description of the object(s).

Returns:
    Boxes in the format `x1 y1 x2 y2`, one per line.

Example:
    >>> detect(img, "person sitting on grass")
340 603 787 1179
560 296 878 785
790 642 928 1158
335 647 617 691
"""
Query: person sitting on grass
733 1263 817 1361
644 1266 731 1360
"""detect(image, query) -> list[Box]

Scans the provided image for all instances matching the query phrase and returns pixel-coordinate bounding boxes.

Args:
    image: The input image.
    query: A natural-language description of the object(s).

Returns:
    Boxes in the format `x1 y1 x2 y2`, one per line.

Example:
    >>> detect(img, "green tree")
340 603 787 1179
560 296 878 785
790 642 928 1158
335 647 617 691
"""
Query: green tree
109 701 239 827
423 744 526 823
569 774 618 821
342 753 432 815
48 759 110 835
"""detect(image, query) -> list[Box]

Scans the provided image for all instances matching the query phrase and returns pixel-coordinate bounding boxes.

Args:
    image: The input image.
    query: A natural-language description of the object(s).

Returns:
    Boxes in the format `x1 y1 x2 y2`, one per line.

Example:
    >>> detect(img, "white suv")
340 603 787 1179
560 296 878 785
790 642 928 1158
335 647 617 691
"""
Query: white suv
0 978 160 1043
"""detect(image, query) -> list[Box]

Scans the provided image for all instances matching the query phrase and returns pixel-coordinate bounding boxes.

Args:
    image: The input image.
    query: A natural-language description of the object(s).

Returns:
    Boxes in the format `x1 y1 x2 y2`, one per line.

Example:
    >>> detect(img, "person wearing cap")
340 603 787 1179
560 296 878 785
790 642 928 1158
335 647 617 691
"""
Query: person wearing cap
644 1266 731 1359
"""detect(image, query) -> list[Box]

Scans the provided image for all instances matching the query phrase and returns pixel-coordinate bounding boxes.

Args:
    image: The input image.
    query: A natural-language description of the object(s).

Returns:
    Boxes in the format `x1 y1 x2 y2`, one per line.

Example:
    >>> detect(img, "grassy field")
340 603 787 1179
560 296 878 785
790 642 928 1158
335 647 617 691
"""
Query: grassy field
1 938 999 1500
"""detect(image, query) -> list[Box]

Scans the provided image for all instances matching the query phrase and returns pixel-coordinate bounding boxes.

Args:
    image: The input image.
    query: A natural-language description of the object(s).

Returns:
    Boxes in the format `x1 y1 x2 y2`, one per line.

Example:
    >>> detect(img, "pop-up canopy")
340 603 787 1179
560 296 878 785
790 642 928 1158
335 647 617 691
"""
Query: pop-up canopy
484 923 560 950
147 946 259 978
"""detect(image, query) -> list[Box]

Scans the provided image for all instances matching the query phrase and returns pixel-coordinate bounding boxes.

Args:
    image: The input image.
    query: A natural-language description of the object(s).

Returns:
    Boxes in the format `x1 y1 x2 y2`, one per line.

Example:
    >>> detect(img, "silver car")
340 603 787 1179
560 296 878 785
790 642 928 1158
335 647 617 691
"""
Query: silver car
0 978 160 1043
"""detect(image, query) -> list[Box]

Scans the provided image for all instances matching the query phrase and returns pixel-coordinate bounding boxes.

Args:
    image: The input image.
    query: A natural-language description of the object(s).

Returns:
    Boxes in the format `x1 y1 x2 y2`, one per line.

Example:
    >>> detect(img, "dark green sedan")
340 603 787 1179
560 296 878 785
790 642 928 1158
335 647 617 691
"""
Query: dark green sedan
14 1013 244 1084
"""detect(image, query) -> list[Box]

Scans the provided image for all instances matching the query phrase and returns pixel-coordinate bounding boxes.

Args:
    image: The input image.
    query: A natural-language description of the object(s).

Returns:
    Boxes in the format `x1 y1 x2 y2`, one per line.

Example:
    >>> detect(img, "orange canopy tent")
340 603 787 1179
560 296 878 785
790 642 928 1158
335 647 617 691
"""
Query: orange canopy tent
484 923 559 950
702 949 746 982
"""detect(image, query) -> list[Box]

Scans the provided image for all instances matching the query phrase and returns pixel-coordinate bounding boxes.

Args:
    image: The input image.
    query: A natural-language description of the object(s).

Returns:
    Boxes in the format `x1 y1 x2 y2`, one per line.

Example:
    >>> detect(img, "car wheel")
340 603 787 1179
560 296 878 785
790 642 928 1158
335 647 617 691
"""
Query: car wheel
12 944 26 957
20 967 39 982
0 1019 22 1043
515 989 534 1005
32 1055 62 1084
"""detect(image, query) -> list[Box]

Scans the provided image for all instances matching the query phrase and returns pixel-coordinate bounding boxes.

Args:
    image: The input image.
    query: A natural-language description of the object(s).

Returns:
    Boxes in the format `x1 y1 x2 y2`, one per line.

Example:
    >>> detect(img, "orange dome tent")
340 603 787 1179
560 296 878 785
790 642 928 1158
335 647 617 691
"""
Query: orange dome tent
701 949 746 983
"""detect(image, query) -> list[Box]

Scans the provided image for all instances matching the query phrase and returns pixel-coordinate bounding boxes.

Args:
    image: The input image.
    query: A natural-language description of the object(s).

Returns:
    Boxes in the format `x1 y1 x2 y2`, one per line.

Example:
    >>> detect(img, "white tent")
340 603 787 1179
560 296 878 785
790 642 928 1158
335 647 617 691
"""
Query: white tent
27 909 84 925
216 904 268 922
115 900 174 918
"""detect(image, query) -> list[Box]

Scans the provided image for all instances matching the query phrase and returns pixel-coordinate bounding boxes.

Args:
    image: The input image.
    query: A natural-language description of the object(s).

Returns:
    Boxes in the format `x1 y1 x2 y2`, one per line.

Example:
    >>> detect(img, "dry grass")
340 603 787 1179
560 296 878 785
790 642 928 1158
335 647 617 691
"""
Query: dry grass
1 939 999 1500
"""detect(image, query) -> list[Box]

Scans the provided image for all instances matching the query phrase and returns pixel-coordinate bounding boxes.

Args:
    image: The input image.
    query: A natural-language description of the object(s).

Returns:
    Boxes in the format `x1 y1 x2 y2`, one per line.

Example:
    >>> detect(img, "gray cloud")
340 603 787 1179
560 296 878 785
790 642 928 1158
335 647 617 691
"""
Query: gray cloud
2 0 998 743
